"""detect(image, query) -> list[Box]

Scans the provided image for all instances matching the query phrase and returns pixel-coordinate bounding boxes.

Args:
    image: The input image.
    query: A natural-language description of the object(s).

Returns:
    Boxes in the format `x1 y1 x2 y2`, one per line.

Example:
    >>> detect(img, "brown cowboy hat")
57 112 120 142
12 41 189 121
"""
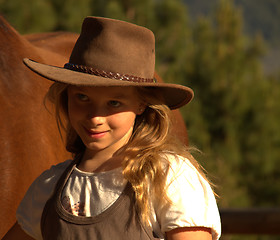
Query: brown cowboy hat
23 16 194 109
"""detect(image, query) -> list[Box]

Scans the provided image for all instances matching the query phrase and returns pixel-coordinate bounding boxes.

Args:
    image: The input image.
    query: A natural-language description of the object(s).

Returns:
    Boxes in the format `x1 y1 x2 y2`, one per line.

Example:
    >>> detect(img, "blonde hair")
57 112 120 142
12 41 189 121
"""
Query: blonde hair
46 82 210 224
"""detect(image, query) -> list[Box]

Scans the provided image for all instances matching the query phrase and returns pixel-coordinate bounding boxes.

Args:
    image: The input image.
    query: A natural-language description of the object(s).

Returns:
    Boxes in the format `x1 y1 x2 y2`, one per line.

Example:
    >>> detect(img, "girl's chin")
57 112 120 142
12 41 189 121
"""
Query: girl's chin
84 144 105 152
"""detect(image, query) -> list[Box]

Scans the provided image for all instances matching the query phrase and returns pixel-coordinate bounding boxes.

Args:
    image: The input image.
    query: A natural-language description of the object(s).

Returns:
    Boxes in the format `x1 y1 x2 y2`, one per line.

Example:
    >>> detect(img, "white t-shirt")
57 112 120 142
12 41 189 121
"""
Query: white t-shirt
16 154 221 239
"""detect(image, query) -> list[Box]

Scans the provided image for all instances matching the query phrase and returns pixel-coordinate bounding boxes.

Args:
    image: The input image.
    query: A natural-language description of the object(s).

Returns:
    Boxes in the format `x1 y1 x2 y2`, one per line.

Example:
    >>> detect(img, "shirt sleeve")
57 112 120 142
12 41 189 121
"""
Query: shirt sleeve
153 155 221 240
16 160 72 240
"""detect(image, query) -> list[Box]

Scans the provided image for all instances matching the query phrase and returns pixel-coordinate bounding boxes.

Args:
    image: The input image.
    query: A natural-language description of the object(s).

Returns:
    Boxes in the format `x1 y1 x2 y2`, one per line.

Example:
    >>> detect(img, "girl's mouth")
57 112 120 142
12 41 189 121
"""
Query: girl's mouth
85 128 108 139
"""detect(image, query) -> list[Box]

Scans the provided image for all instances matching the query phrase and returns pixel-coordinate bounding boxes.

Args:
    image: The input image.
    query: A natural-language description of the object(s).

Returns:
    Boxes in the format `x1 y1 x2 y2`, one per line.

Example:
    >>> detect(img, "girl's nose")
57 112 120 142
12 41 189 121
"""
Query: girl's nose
89 115 106 126
87 107 106 126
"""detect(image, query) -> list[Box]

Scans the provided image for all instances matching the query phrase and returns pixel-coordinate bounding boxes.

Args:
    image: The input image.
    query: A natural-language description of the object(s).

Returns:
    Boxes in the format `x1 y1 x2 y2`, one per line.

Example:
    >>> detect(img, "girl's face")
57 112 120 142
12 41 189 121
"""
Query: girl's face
67 86 143 157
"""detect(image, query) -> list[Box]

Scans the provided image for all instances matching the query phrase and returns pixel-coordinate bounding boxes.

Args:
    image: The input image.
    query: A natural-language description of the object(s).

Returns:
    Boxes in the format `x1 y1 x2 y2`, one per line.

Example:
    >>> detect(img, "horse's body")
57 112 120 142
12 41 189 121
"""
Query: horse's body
0 16 78 238
0 16 188 238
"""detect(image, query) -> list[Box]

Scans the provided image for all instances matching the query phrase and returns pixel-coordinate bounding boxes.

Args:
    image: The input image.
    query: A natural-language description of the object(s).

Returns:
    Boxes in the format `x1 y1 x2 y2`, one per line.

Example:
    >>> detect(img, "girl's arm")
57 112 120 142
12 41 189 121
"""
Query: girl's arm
166 226 212 240
2 222 35 240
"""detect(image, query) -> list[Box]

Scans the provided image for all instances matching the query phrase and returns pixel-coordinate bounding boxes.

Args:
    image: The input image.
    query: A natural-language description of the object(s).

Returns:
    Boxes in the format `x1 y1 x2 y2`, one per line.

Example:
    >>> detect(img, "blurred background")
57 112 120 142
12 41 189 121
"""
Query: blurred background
1 0 279 239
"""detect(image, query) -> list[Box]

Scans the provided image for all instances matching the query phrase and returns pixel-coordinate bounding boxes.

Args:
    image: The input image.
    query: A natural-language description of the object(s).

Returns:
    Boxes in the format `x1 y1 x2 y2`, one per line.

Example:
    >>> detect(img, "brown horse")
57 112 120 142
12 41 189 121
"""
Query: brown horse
0 16 188 238
0 16 78 238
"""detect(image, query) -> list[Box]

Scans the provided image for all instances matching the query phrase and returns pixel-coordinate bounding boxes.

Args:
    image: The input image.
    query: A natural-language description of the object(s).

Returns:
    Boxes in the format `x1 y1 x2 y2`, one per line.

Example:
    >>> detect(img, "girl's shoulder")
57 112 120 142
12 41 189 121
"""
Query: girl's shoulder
162 153 212 198
161 152 198 175
154 153 221 239
24 159 72 196
23 159 73 208
28 159 73 193
39 159 73 182
16 159 73 239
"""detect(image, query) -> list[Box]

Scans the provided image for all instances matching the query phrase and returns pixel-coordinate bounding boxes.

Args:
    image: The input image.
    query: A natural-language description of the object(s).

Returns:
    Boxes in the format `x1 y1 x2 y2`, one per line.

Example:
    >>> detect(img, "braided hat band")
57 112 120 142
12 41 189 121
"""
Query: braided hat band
64 63 156 83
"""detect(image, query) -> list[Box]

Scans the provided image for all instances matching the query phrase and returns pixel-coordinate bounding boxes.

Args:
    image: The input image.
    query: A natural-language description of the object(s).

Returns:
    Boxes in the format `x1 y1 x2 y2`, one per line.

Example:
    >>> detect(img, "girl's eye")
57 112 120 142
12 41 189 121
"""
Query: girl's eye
108 100 121 108
76 93 89 102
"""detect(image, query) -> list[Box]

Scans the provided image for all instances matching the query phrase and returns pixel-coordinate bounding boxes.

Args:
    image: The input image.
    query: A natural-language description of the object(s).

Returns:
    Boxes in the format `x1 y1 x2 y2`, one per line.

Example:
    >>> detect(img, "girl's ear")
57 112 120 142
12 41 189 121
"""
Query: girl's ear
137 103 146 115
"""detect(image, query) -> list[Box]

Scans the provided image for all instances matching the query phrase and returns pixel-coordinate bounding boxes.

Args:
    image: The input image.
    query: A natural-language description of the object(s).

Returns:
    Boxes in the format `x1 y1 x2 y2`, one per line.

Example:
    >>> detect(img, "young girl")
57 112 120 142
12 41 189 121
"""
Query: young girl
4 17 221 239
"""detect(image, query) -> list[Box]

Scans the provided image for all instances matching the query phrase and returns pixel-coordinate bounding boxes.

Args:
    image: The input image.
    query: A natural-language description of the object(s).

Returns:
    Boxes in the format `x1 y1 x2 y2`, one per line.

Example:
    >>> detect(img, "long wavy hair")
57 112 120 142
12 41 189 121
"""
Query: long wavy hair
46 82 210 224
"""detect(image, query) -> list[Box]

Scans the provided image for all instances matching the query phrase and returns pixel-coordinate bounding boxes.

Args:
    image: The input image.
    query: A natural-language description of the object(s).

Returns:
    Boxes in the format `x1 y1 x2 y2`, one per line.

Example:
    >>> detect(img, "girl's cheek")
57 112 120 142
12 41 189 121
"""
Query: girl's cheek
111 112 136 126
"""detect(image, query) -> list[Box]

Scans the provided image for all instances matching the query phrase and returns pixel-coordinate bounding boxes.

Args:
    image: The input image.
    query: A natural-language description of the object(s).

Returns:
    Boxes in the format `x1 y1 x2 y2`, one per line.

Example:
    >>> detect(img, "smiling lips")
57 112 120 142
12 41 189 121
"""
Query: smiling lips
84 127 109 139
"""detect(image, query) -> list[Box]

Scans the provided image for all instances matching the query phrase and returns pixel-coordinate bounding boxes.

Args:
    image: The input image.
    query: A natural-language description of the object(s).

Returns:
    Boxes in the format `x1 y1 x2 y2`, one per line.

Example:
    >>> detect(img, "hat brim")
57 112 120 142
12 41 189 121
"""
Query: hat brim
23 58 194 109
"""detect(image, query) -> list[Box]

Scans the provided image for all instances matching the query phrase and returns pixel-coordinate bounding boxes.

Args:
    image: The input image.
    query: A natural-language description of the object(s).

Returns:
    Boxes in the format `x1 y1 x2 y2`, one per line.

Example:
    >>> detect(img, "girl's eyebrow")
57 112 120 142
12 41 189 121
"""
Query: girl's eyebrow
111 93 129 99
71 86 87 92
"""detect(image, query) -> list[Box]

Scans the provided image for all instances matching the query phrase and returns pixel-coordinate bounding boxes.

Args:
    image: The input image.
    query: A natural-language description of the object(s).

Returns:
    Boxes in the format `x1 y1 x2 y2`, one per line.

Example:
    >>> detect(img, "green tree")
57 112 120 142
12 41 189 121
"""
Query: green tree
0 0 56 33
49 0 92 32
184 0 267 207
